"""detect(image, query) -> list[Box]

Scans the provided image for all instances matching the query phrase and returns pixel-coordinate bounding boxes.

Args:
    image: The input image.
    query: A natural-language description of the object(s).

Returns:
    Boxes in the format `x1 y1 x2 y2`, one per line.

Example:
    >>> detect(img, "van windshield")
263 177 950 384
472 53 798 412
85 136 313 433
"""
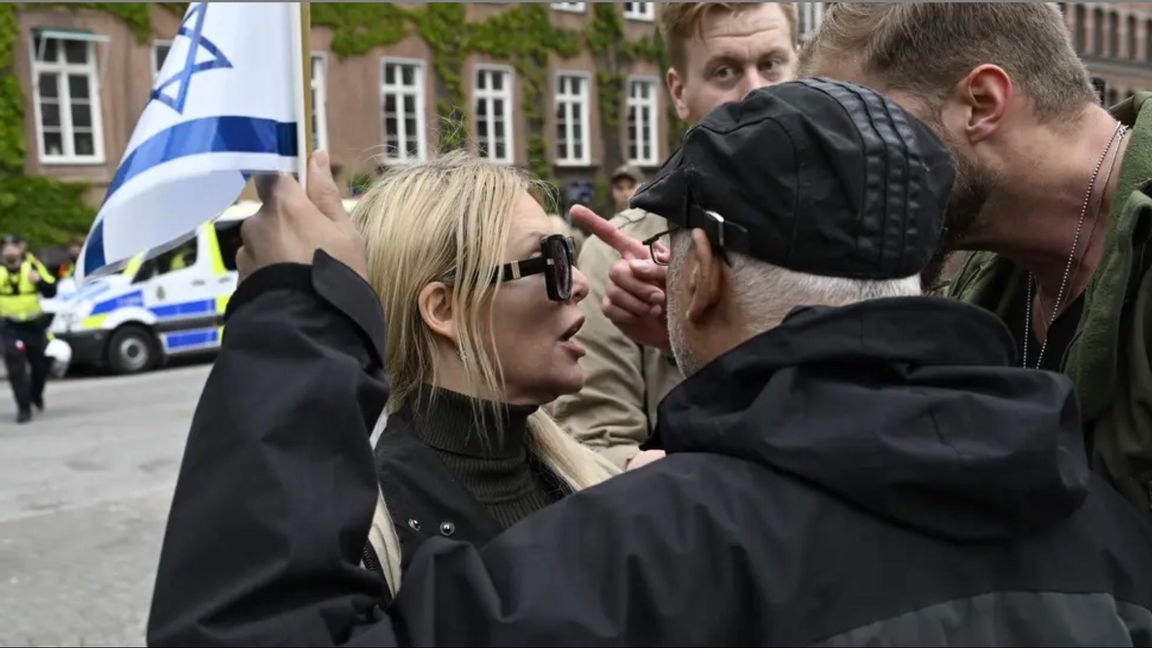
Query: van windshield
133 236 198 283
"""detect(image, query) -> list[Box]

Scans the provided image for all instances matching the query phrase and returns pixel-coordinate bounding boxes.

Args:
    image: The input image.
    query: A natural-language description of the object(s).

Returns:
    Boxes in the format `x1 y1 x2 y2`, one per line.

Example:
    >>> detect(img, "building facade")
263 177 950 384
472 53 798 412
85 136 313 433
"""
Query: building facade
12 2 1152 216
794 3 1152 105
1059 2 1152 105
13 2 670 214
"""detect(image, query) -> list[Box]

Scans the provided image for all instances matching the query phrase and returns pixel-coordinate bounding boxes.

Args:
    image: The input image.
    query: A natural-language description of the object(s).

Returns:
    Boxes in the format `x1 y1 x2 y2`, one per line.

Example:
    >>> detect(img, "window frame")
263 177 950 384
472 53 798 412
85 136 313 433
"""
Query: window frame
622 3 654 21
151 39 173 81
311 52 329 152
29 29 107 165
798 3 825 42
474 64 516 165
380 57 428 163
554 71 592 167
552 3 587 14
625 76 660 167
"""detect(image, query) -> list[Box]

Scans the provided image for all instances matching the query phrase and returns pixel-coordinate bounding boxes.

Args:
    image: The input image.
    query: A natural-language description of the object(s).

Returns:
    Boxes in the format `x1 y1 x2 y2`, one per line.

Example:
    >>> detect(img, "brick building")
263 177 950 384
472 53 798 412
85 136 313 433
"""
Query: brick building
793 3 1152 105
11 2 1152 214
12 2 669 213
1059 2 1152 105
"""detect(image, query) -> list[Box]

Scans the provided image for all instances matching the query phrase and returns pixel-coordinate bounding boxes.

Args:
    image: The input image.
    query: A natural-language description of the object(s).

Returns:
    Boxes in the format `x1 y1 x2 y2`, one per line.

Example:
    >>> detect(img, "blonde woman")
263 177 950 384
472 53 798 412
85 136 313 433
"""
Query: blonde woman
150 149 619 644
351 151 619 595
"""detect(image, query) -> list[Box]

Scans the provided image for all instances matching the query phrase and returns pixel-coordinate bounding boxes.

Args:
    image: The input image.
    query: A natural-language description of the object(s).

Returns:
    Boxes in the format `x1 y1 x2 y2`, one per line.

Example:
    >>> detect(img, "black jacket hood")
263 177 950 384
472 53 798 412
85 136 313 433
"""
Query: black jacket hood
656 297 1090 541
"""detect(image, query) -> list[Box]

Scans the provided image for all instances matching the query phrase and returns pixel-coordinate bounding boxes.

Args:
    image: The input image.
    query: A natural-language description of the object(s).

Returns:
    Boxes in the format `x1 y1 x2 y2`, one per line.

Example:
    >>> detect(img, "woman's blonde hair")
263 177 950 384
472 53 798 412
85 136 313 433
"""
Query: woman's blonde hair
351 150 619 594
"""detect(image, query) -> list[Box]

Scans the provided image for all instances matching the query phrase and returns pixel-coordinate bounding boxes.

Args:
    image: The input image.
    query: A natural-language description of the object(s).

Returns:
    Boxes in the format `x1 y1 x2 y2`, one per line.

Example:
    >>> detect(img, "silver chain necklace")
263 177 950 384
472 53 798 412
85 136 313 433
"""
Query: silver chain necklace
1023 122 1127 369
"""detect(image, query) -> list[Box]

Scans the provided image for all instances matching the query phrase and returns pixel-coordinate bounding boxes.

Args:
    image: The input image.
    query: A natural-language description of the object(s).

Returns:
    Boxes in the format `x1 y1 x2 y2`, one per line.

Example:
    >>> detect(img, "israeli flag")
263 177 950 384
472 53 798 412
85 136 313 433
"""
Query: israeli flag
77 2 307 281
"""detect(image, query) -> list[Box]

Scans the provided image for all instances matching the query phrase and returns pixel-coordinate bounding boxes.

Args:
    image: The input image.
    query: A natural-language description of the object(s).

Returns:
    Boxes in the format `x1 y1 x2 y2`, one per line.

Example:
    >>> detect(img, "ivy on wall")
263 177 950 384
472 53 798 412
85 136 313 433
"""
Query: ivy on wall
1 3 679 246
312 2 666 192
0 4 157 246
0 3 26 175
73 3 152 42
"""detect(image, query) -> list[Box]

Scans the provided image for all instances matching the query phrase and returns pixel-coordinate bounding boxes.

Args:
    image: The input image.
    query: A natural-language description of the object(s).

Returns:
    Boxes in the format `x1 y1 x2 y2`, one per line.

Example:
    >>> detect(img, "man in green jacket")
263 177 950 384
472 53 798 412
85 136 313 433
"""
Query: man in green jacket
589 3 1152 518
795 3 1152 519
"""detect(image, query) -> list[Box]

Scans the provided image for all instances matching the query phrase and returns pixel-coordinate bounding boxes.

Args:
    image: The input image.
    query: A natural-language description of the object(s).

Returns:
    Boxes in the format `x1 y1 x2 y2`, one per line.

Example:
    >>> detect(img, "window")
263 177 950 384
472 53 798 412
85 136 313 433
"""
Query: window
1074 5 1086 51
1108 11 1119 57
623 3 654 21
311 54 328 151
555 73 590 166
1094 7 1104 54
133 236 199 283
626 78 659 166
31 31 105 163
552 3 586 13
1147 19 1152 61
475 66 514 164
798 3 825 42
381 59 426 162
151 39 172 80
1128 15 1138 59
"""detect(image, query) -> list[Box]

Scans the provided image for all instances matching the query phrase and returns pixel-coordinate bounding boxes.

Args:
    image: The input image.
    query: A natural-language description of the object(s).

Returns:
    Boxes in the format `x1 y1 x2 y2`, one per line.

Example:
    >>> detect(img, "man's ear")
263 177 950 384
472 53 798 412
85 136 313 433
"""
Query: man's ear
685 229 724 322
418 281 457 343
667 67 692 122
955 64 1012 144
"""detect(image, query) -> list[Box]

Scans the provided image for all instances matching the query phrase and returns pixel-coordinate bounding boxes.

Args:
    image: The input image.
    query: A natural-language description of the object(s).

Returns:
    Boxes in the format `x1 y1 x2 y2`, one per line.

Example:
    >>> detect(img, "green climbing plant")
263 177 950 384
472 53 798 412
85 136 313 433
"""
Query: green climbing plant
0 3 25 175
313 2 663 189
0 2 674 246
73 3 153 42
0 3 154 246
311 3 410 58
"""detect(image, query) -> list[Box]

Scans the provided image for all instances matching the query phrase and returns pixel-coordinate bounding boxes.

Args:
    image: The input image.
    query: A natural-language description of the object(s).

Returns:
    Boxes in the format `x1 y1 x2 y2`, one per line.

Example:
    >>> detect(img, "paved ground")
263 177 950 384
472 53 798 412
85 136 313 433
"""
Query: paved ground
0 361 212 647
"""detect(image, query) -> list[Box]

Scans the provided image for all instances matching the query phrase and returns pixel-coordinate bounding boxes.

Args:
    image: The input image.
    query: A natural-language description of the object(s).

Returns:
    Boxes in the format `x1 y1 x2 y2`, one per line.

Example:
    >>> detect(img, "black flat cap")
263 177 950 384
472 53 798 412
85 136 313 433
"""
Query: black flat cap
630 77 956 280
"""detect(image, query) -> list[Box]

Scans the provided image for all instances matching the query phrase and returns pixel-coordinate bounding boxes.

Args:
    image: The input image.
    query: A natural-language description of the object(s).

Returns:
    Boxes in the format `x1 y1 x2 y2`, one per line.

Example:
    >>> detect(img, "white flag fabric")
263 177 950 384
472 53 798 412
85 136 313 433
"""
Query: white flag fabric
77 2 305 281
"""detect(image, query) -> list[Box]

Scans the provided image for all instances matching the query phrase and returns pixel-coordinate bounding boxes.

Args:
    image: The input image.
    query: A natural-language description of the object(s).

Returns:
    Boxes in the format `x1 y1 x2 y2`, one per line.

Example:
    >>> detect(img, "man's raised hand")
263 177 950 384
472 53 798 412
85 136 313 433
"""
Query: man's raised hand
570 205 671 352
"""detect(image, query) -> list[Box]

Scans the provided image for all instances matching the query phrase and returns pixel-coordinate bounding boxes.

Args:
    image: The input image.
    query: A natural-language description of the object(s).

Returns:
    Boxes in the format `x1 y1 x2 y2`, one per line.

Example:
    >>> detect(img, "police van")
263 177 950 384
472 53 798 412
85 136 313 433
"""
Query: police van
47 199 358 374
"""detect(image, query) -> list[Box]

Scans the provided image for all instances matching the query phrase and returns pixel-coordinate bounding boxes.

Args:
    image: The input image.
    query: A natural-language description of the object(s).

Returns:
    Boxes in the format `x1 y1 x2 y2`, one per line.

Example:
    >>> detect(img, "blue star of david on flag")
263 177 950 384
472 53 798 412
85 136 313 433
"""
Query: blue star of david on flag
151 3 233 114
77 1 305 282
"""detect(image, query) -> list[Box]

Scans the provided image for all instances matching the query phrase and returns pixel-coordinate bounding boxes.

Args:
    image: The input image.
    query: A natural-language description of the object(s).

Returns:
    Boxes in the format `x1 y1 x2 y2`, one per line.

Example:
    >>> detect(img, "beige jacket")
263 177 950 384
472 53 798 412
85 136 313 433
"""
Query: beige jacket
552 208 685 469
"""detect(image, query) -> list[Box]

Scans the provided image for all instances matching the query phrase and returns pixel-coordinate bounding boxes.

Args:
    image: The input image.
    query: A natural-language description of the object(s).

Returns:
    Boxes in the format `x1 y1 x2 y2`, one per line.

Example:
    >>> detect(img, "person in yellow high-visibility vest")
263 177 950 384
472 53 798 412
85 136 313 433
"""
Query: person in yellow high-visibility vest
1 237 57 424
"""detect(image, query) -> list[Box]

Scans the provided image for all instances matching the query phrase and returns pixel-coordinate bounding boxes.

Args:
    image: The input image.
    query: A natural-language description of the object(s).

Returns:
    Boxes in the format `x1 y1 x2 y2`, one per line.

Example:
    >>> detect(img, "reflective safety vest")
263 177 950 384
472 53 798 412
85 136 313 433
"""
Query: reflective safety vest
0 257 54 322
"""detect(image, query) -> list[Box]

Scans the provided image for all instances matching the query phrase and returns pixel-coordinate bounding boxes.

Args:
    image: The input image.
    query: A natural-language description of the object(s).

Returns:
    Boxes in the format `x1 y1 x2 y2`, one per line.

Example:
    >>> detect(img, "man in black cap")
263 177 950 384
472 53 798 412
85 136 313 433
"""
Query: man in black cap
148 80 1152 646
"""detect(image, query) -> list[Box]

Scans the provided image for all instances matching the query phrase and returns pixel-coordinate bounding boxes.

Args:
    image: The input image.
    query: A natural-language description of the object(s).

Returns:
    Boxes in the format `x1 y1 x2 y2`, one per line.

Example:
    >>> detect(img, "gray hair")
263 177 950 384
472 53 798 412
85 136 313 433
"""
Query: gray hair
728 252 921 330
668 229 920 340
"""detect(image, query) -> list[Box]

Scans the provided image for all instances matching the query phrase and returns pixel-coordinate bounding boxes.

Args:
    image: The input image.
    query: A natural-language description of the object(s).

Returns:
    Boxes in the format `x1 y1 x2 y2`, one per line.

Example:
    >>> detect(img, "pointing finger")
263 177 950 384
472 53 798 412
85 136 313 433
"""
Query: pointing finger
570 204 648 259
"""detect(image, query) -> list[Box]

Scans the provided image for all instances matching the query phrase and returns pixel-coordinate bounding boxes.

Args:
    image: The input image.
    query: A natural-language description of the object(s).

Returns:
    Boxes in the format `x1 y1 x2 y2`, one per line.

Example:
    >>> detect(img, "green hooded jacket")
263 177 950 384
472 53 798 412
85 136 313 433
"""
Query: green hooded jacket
949 92 1152 520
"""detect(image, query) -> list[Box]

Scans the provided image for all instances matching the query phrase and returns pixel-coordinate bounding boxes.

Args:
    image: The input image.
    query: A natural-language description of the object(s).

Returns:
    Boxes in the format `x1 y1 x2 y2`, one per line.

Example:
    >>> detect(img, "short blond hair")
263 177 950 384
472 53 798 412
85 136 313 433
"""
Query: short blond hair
659 2 798 73
800 3 1095 122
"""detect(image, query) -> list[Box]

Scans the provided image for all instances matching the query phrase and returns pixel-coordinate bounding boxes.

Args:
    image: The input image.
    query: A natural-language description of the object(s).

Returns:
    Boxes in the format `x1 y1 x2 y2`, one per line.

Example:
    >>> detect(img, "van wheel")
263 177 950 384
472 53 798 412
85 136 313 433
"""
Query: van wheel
106 326 157 375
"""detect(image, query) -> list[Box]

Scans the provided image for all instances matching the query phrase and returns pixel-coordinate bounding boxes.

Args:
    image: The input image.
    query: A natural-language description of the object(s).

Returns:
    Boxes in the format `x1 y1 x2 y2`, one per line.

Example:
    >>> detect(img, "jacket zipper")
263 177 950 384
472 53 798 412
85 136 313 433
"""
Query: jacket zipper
362 543 385 578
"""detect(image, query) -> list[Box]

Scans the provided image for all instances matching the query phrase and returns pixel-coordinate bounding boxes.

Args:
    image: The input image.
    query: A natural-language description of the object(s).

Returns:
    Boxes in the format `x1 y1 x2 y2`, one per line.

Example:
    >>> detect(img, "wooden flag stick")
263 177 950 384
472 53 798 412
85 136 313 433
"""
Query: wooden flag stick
300 1 314 162
291 1 314 188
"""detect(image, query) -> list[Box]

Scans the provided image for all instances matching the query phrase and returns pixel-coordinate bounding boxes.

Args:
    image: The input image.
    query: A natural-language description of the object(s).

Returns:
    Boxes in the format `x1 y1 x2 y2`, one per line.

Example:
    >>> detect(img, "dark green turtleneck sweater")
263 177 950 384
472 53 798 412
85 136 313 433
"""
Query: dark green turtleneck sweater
410 385 569 531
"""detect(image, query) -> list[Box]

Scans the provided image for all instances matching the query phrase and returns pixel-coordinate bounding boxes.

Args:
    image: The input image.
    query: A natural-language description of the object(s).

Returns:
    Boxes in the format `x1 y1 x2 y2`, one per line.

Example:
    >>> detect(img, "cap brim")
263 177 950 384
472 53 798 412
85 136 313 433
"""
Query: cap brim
628 146 689 227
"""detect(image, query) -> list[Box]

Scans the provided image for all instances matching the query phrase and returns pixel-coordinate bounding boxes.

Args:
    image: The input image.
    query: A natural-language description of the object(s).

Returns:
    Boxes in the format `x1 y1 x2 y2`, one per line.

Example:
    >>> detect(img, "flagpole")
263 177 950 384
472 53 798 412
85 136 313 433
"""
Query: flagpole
292 1 313 190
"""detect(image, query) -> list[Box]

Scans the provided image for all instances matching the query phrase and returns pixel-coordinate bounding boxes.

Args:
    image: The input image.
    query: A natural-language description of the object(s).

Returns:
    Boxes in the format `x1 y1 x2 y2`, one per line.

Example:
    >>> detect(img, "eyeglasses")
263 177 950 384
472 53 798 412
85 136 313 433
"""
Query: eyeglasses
642 229 676 266
495 234 577 301
643 209 740 268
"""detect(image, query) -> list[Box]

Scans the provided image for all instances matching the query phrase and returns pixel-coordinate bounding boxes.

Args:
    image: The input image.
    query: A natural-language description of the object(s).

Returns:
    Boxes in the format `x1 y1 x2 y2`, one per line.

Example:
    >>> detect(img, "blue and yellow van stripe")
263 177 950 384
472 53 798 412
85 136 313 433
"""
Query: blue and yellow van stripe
74 222 236 353
82 294 229 354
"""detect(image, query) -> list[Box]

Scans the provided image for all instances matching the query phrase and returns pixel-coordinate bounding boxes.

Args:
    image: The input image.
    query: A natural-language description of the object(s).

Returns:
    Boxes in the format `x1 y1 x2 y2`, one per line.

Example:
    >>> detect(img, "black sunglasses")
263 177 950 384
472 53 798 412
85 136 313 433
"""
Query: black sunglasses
494 234 577 301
